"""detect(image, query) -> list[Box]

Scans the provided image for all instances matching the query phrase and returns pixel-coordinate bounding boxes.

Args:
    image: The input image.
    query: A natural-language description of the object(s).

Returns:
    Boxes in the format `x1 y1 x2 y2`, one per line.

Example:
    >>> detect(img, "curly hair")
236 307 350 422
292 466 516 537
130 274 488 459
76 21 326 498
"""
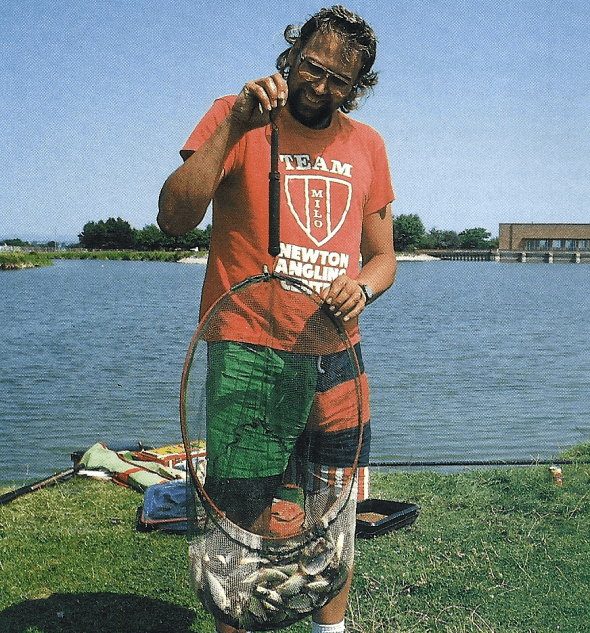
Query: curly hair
276 5 378 113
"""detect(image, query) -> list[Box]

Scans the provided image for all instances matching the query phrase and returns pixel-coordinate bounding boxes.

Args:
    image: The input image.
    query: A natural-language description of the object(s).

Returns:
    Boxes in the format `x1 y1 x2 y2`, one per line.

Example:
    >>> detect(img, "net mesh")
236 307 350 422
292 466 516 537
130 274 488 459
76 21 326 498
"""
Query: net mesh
181 272 364 630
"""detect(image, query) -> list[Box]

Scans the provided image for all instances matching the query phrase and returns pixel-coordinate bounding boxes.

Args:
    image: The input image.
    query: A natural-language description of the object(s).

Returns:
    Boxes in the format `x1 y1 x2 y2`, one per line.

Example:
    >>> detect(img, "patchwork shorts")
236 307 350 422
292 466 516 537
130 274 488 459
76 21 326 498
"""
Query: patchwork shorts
205 341 371 502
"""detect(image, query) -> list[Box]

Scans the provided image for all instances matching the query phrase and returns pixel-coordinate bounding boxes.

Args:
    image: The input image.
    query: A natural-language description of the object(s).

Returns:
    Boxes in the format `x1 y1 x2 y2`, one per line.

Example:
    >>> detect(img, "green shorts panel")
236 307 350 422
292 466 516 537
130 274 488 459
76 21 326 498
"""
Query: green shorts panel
206 341 318 479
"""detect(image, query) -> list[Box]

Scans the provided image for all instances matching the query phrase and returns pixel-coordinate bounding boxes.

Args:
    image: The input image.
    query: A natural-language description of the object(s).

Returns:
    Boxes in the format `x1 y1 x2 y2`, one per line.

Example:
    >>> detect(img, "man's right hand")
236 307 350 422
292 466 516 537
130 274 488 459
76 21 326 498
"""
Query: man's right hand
229 73 288 131
158 73 288 237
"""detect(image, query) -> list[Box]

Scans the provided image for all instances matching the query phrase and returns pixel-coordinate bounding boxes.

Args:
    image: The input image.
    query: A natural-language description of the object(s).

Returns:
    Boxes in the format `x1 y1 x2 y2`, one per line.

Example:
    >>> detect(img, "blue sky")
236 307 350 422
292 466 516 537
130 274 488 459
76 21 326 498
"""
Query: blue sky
2 0 588 242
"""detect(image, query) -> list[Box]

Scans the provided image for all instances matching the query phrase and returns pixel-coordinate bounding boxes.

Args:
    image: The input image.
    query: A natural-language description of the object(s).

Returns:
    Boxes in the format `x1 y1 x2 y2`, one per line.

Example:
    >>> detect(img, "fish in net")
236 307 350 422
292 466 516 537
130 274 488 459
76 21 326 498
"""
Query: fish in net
180 271 367 630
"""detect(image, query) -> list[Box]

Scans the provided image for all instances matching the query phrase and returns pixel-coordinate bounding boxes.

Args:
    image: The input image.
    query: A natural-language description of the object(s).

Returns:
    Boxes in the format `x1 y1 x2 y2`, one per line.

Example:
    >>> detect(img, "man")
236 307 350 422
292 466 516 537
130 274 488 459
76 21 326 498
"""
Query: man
158 6 396 633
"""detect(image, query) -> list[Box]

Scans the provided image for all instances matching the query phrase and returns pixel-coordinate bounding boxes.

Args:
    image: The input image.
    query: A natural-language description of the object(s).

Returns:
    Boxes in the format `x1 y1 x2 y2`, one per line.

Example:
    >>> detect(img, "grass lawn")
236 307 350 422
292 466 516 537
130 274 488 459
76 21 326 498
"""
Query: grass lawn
1 446 589 632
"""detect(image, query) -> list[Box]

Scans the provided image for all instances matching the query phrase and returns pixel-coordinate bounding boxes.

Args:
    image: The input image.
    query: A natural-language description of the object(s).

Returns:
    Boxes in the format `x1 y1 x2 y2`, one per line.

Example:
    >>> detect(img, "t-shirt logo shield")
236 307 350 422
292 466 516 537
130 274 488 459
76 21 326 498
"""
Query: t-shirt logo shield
285 175 352 247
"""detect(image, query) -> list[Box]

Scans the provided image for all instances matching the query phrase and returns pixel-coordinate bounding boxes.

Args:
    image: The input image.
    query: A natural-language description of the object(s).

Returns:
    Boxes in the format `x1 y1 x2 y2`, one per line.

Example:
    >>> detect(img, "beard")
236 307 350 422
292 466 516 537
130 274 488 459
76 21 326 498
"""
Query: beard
287 86 335 129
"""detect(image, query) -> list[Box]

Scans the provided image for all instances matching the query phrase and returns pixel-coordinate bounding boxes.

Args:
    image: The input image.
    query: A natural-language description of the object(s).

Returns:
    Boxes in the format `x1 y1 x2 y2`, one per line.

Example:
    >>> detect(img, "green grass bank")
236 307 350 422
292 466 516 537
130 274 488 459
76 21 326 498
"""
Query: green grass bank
0 251 54 270
1 445 589 632
0 250 207 270
52 250 206 263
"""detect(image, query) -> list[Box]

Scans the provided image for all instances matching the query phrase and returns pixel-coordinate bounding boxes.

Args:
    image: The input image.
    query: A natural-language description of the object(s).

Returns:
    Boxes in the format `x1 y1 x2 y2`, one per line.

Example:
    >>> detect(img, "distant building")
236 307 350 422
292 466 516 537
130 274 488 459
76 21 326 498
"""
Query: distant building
499 223 590 252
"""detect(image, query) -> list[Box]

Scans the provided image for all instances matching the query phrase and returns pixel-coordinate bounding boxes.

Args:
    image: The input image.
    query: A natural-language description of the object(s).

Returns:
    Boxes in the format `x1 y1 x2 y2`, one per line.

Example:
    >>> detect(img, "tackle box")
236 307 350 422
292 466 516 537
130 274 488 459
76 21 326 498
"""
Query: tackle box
355 499 420 538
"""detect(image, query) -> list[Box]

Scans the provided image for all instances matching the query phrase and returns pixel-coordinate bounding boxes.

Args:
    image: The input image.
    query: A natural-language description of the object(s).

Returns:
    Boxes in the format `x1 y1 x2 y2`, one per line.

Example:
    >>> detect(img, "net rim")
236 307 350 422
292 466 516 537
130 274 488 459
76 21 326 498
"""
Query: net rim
180 270 365 543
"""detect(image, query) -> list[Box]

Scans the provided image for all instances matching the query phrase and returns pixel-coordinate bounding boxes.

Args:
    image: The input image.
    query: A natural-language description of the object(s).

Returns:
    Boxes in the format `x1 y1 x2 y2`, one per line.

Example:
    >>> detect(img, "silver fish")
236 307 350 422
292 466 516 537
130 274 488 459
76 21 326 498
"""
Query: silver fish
188 542 205 588
288 593 313 613
240 555 269 566
205 570 230 612
261 599 280 613
306 578 330 592
256 567 289 584
276 573 306 597
247 595 267 620
242 570 262 585
190 561 203 589
299 548 333 576
335 531 345 561
275 562 299 576
254 586 283 605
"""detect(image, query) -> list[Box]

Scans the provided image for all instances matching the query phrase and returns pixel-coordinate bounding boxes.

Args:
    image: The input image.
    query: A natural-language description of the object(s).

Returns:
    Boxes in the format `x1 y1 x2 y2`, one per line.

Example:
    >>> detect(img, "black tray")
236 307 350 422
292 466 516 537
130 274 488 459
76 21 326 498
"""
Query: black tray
356 498 420 538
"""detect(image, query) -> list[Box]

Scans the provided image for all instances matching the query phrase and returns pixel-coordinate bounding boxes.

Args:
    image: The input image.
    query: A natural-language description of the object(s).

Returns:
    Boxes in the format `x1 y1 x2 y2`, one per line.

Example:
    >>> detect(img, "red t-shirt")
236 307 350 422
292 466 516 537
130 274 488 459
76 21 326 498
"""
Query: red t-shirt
182 96 394 348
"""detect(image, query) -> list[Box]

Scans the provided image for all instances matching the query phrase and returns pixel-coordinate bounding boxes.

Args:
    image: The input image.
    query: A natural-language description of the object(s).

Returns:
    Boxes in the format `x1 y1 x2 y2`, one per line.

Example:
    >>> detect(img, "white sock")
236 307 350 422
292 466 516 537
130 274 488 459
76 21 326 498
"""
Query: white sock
312 621 345 633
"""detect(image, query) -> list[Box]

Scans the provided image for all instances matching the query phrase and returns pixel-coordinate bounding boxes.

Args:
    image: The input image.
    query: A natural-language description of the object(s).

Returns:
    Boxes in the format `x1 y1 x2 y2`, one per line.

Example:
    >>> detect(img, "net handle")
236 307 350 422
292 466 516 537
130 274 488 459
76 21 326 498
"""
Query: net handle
268 111 280 257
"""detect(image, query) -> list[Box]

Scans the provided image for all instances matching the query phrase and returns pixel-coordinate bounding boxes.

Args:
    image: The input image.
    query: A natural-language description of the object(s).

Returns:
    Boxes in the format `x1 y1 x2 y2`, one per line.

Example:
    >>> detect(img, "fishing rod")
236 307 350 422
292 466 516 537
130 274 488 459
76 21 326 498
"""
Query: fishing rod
0 441 154 506
369 458 590 468
0 465 81 506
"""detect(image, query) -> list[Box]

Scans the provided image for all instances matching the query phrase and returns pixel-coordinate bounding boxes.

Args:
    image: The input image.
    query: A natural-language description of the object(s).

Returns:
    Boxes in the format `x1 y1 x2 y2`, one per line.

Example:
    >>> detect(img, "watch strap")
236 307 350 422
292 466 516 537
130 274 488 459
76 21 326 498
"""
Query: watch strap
360 284 374 304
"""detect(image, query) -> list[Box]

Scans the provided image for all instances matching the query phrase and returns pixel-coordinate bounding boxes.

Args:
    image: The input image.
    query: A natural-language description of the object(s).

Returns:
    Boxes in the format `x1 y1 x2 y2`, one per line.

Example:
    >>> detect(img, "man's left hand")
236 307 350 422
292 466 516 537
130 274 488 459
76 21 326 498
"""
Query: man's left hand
321 275 367 322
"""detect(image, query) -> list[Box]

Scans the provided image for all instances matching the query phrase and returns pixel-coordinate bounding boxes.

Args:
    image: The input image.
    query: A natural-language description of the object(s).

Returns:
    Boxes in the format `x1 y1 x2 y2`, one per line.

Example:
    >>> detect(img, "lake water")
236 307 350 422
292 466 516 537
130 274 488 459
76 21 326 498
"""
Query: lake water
1 259 589 485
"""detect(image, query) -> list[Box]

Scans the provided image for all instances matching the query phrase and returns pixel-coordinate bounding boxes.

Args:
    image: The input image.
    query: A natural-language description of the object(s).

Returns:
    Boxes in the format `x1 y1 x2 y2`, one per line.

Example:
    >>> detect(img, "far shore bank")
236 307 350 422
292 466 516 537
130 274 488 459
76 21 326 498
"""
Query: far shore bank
177 255 209 264
395 252 439 261
178 252 440 265
1 249 438 270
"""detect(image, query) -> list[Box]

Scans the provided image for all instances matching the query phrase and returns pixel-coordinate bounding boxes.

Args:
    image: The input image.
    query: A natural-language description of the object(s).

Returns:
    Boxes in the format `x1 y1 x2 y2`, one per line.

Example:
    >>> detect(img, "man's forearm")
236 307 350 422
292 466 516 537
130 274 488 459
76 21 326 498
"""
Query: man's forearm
357 251 397 301
157 115 246 236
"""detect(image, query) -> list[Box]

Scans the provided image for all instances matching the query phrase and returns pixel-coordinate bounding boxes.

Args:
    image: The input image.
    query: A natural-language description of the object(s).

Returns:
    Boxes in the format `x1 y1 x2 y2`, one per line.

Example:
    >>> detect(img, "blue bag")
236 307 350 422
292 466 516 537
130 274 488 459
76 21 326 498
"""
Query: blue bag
137 479 204 534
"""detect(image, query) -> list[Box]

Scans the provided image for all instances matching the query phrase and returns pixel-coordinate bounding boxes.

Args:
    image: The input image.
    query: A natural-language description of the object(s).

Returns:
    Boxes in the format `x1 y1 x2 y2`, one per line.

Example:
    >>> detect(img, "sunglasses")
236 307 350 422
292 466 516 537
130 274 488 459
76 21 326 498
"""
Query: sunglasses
297 54 354 96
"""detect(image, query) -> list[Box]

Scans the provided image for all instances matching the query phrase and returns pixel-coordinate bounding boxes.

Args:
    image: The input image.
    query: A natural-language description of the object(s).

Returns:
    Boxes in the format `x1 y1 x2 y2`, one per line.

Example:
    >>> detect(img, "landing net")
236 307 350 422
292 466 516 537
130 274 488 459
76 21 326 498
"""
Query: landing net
180 271 365 630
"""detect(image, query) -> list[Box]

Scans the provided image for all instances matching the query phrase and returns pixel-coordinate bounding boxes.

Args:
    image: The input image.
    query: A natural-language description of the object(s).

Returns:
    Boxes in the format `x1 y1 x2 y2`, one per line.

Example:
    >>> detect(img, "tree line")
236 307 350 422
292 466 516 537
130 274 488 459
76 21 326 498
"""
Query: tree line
3 214 496 253
393 214 498 252
77 217 211 251
76 215 496 253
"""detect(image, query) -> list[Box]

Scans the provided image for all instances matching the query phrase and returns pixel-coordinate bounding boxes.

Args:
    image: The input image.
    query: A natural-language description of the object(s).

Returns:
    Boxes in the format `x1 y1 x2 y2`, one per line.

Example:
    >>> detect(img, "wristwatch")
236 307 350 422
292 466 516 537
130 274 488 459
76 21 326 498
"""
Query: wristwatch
360 284 374 304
